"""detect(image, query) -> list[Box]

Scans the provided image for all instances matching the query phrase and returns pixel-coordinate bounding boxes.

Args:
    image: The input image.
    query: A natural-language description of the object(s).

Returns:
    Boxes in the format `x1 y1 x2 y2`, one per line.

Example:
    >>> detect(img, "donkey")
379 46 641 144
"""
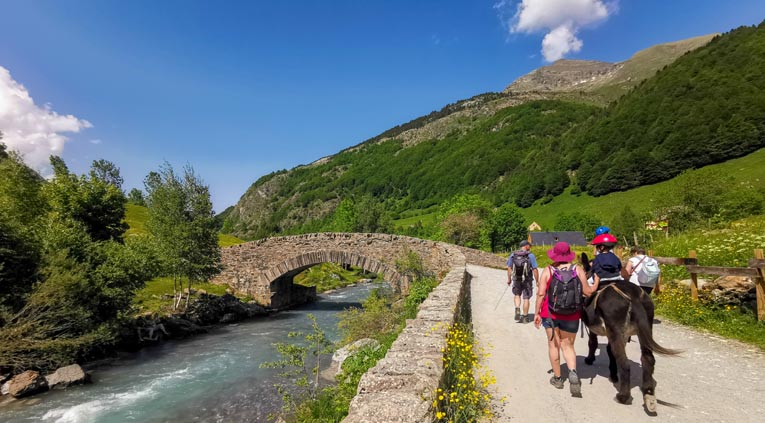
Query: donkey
579 253 680 414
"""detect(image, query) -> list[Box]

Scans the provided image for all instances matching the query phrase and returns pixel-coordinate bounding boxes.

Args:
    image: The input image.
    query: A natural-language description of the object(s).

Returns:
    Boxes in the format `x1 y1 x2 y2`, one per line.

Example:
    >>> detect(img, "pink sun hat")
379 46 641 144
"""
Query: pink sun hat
547 241 576 263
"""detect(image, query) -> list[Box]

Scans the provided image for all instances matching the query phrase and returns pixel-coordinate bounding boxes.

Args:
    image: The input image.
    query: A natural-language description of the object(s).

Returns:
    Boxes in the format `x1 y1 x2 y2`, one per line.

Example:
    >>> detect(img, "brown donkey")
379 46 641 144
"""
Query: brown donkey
580 253 681 414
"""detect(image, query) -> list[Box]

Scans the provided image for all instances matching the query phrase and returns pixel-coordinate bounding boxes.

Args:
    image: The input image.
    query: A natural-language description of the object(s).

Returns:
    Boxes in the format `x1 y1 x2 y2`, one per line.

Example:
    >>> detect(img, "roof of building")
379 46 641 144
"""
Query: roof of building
530 231 587 246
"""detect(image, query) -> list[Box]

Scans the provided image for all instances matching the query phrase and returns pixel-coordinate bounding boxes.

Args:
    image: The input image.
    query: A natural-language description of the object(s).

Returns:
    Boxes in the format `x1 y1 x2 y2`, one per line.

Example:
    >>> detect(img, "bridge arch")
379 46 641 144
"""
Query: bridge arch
263 250 406 309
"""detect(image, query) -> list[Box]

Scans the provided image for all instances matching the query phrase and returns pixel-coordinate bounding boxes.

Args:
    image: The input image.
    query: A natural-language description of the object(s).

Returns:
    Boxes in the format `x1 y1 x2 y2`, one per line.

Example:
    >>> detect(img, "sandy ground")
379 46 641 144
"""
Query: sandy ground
468 264 765 423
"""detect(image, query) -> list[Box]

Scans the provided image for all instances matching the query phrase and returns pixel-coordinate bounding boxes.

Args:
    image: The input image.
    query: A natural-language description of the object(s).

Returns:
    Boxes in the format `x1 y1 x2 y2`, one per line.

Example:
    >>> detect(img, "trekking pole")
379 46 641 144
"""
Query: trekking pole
494 284 509 311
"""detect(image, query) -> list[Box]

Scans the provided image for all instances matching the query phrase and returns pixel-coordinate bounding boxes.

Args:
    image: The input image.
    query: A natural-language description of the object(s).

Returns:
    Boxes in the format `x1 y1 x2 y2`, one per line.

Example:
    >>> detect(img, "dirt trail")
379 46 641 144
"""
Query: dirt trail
468 264 765 423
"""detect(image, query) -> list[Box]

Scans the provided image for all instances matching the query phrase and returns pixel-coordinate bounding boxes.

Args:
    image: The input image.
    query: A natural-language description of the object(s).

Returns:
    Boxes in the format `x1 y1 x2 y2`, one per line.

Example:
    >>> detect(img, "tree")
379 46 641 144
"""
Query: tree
486 203 527 252
555 212 601 239
145 163 221 309
127 188 146 206
259 314 333 413
90 159 124 190
440 213 482 248
45 156 128 242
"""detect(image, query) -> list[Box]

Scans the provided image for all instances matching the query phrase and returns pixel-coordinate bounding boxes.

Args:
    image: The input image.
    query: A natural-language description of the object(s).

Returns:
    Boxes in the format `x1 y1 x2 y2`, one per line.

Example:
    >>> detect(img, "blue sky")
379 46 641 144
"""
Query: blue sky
1 1 764 211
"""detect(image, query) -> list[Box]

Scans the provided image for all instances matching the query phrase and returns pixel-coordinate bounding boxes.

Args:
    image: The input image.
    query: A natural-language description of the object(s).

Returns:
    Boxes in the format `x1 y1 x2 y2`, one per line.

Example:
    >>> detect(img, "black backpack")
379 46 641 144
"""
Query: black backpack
511 250 532 280
547 265 583 315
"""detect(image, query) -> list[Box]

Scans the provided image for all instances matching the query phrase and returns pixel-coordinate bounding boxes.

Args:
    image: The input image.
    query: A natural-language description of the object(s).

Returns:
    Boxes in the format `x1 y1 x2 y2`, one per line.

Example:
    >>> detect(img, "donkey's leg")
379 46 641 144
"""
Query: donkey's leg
606 343 618 382
585 332 598 365
607 334 632 404
640 343 658 413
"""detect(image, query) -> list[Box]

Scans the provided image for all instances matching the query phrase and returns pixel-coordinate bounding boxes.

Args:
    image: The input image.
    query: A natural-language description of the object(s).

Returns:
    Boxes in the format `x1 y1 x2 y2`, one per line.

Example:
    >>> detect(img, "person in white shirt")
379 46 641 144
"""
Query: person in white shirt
625 246 656 295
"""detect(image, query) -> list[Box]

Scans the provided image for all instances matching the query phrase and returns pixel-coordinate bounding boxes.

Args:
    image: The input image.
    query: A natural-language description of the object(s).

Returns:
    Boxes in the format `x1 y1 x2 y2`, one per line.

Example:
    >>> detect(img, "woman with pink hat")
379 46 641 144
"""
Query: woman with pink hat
534 241 595 396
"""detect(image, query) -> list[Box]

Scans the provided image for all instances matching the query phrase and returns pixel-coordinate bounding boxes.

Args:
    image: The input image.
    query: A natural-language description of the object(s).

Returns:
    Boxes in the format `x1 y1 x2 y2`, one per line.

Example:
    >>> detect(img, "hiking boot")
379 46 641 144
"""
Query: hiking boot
514 308 521 321
568 370 581 396
550 375 564 389
519 315 530 324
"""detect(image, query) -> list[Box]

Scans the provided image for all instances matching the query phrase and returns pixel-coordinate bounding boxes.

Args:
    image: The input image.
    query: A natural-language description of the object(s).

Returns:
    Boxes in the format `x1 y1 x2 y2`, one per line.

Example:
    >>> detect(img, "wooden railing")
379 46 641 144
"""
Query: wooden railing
650 248 765 321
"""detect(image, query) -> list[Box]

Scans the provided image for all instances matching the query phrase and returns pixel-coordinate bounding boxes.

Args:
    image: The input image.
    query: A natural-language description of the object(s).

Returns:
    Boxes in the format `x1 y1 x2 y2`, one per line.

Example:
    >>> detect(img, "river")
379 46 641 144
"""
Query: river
2 282 383 423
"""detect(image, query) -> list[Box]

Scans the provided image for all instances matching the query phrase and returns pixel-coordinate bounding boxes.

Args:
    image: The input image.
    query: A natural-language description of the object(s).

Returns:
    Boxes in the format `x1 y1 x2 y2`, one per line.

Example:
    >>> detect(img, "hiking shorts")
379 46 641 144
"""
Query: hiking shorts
542 317 579 334
512 278 533 299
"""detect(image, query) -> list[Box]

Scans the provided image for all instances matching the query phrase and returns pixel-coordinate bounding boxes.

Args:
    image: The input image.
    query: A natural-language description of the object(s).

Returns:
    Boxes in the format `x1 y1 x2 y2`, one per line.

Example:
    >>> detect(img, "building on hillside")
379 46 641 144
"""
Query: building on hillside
530 231 587 246
528 221 542 232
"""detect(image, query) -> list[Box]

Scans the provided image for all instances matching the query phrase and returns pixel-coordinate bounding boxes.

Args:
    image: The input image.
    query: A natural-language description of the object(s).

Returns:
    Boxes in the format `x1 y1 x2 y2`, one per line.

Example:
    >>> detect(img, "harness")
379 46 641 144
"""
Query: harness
584 283 645 338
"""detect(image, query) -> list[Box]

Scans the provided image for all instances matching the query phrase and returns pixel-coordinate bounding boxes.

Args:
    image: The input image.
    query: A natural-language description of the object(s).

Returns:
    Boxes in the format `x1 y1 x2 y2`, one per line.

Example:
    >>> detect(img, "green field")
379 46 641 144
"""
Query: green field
523 148 765 230
125 203 245 247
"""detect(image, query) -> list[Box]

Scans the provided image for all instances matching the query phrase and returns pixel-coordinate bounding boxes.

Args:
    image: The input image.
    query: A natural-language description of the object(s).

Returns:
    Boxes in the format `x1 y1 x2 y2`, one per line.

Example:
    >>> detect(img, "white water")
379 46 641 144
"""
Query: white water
2 283 383 423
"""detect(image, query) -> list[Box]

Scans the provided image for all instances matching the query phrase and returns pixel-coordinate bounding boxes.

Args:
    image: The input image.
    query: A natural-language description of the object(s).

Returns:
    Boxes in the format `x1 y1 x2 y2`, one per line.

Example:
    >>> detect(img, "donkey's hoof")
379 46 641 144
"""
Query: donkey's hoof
644 394 657 414
584 356 595 365
615 394 633 405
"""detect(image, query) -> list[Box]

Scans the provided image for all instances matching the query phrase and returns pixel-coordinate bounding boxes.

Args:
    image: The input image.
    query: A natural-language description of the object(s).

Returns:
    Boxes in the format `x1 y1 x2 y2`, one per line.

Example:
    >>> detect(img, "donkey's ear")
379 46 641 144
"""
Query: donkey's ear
580 252 590 265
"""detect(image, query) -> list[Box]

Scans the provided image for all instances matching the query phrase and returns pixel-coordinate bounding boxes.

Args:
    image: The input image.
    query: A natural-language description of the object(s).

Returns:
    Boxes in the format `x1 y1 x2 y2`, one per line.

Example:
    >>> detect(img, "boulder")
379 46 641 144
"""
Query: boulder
704 276 754 292
8 371 49 398
1 381 10 396
332 338 381 376
45 364 90 389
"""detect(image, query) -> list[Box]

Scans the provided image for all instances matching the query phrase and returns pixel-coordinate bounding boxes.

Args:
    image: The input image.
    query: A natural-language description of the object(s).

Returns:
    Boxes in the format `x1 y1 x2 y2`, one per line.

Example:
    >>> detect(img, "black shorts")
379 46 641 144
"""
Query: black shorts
542 317 579 334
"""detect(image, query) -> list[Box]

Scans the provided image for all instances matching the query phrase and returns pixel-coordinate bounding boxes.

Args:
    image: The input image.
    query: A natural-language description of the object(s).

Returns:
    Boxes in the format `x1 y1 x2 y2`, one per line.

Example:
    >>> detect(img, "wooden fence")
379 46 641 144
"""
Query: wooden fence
649 248 765 321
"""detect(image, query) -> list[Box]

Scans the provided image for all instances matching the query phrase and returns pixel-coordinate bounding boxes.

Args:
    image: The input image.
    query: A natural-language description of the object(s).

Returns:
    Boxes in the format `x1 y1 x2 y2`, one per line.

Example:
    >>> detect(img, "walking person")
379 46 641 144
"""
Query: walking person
507 240 539 323
625 246 661 295
534 242 594 396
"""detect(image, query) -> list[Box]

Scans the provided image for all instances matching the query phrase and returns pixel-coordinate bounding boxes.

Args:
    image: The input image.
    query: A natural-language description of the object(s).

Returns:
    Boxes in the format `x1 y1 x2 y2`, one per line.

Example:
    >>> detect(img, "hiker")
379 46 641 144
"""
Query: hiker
507 240 539 323
625 246 661 295
534 242 594 395
590 233 622 289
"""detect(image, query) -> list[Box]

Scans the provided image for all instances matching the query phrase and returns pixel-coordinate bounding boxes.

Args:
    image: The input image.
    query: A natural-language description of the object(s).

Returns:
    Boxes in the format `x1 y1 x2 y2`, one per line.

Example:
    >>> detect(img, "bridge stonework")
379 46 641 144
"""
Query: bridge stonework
212 233 505 309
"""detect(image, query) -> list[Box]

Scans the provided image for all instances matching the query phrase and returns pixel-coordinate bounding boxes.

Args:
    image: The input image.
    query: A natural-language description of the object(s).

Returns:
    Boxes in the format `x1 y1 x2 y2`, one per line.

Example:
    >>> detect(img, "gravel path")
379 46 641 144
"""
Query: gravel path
468 264 765 423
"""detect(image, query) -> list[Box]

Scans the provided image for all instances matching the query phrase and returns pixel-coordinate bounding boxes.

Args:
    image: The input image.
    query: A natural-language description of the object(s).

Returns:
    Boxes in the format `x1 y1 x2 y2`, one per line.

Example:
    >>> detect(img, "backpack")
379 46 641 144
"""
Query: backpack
635 256 661 286
547 265 583 315
511 250 532 280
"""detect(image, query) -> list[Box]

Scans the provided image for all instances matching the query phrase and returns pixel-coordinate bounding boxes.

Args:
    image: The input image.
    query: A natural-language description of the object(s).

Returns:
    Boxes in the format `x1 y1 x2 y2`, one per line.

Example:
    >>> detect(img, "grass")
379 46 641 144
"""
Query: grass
654 283 765 350
524 148 765 230
392 210 438 230
132 277 233 315
293 263 376 293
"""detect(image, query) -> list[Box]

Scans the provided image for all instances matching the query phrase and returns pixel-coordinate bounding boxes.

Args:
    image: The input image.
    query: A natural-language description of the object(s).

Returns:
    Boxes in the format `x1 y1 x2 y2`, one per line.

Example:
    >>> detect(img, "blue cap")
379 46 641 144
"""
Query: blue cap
595 226 610 236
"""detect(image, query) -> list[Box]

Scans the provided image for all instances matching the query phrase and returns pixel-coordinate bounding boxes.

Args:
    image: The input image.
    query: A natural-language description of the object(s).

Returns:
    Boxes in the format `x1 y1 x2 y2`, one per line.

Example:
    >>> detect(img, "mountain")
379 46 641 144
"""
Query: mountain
224 25 763 240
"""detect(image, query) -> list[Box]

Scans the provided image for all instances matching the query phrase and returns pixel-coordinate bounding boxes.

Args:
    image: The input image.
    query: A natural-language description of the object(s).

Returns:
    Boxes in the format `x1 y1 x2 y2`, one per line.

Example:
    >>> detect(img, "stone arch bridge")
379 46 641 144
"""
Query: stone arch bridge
211 233 505 309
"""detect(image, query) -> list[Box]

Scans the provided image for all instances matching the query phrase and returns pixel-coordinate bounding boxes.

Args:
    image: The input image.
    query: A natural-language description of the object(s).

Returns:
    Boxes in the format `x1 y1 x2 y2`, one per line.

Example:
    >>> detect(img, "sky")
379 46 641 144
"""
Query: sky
1 1 764 212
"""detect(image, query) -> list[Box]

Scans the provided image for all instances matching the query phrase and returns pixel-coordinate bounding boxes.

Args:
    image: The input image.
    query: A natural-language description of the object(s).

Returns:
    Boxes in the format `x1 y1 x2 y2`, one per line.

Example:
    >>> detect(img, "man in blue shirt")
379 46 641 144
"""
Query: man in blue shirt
507 240 539 323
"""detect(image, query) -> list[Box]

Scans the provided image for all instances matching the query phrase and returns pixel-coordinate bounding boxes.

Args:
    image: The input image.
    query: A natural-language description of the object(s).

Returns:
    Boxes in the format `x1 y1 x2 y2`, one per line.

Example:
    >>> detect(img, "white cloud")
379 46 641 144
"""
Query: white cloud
496 0 616 62
0 66 92 174
90 139 102 145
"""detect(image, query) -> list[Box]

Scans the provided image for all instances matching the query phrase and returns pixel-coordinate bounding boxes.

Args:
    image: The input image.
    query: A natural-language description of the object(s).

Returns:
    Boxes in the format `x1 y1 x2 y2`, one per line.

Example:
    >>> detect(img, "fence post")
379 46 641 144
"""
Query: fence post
649 249 660 294
689 250 699 301
755 249 765 322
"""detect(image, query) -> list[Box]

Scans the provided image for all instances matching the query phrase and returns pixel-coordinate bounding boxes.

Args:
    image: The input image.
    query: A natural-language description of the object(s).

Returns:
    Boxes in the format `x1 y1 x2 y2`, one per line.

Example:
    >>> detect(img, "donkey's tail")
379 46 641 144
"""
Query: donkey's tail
632 299 682 356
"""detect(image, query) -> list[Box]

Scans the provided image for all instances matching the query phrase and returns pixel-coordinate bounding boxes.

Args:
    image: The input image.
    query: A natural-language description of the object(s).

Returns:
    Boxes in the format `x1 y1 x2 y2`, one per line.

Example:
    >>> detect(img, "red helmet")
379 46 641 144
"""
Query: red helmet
591 233 618 246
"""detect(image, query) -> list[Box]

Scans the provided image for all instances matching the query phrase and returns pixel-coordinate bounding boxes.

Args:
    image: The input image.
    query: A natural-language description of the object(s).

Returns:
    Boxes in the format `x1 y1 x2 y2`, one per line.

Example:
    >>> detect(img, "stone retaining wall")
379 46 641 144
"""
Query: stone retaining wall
343 261 470 422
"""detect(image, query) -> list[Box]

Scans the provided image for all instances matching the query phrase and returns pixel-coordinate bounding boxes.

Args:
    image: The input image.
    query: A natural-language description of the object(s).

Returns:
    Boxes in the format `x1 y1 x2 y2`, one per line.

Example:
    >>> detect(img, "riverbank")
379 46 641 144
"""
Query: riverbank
1 282 381 422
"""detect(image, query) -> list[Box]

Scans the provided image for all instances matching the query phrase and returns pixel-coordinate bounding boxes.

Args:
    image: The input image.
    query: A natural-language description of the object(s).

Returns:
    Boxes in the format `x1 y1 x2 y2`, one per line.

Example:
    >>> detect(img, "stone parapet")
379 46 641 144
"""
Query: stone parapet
342 265 470 423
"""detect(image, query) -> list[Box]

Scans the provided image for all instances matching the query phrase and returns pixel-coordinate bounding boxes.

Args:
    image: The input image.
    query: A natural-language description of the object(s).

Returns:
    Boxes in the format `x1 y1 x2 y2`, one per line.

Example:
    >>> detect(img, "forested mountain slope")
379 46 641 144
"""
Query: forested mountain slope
225 24 763 240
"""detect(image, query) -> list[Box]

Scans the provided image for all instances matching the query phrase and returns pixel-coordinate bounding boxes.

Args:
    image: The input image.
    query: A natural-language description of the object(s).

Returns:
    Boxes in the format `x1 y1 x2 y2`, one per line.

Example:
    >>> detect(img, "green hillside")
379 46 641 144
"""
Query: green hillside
226 22 765 240
522 148 765 228
125 203 245 247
